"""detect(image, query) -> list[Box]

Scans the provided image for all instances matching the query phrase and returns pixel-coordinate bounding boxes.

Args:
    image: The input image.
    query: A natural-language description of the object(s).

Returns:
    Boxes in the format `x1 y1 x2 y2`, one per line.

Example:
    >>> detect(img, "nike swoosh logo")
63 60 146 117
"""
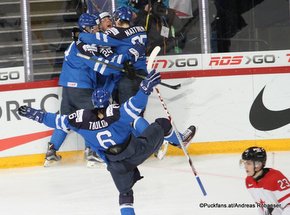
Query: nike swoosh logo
0 130 53 151
250 86 290 131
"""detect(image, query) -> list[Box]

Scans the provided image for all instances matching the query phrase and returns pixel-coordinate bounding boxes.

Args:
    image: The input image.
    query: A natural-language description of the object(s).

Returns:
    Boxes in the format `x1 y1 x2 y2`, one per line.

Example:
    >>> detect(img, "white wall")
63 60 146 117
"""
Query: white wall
1 50 290 157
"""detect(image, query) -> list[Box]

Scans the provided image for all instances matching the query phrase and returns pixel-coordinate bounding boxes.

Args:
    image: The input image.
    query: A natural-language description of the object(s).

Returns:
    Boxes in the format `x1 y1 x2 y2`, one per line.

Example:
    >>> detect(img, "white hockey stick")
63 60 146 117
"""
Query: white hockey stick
147 46 169 160
148 46 207 196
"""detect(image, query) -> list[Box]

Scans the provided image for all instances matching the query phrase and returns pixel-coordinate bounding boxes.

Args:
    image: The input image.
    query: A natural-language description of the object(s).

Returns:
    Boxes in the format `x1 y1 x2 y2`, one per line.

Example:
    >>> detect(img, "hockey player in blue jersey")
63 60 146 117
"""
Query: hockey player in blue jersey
77 6 149 104
44 13 101 167
46 12 143 167
18 70 196 215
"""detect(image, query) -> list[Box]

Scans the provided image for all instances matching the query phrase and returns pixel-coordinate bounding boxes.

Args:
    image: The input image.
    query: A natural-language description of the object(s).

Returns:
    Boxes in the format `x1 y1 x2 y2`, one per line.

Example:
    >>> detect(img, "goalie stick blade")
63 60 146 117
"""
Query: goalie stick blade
147 46 161 70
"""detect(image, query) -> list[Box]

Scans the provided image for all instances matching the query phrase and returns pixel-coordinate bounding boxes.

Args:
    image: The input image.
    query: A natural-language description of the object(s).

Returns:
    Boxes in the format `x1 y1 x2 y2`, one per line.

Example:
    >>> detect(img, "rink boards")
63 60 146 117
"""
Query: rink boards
0 50 290 168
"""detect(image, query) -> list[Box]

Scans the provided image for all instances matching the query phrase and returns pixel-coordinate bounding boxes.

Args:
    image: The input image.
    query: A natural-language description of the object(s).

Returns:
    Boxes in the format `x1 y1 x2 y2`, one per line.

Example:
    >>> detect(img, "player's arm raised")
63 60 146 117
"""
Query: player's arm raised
119 70 161 124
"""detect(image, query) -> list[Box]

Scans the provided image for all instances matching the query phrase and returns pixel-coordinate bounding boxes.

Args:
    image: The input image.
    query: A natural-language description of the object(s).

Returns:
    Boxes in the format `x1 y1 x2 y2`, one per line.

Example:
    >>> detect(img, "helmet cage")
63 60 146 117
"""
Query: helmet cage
92 88 111 109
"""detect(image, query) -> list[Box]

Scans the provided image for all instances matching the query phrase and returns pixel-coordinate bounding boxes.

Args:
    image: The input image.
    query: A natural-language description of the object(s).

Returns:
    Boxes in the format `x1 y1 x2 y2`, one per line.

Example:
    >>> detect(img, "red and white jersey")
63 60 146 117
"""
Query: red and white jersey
246 168 290 215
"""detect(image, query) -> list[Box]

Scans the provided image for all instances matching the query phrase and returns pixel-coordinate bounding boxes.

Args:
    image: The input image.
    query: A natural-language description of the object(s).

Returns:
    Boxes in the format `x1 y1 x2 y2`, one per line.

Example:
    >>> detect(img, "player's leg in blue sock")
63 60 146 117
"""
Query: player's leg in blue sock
120 191 135 215
49 129 67 150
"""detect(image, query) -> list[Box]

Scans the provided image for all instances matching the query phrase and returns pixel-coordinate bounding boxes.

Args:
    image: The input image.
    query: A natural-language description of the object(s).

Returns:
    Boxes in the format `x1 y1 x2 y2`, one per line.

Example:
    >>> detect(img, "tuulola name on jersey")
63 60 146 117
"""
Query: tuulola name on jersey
89 120 108 130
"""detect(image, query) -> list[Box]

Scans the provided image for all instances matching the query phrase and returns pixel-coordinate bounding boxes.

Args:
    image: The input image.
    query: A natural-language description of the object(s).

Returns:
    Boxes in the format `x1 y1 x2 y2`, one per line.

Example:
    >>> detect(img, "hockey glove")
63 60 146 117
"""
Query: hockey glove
76 40 99 57
128 42 146 63
18 105 45 123
140 70 161 95
124 61 136 80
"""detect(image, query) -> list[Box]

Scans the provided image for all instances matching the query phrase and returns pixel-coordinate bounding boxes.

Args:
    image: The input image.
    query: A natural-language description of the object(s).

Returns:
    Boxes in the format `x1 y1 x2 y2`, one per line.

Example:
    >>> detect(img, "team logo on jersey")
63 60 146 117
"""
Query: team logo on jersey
249 86 290 131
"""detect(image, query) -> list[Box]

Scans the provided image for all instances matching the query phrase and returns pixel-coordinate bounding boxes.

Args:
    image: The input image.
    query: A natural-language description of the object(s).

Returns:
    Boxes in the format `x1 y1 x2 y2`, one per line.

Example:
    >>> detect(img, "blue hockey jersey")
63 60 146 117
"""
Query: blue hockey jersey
59 41 97 89
42 90 149 161
59 41 131 90
79 26 148 71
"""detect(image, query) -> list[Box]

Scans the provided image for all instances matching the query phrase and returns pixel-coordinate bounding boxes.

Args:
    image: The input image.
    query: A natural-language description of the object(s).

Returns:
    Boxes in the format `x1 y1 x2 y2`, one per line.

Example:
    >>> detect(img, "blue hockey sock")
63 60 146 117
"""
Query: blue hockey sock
50 129 67 150
120 206 135 215
133 117 149 136
164 129 183 146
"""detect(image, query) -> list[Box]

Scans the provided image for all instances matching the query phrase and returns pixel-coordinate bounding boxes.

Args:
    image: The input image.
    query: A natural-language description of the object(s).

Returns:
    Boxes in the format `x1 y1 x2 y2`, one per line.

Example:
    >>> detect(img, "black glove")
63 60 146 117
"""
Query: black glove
76 40 99 57
124 61 136 80
18 105 45 123
72 27 81 41
140 70 161 95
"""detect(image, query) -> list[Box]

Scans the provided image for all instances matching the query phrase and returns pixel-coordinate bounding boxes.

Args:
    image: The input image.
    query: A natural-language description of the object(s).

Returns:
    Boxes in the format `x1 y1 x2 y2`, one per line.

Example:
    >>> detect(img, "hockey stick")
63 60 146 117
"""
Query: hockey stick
76 53 181 90
148 46 207 196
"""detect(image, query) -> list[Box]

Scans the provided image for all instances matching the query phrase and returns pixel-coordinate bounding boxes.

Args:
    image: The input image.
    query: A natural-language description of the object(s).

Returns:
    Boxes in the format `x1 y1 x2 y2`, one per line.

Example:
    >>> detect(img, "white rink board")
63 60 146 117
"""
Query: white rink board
145 73 290 142
1 72 290 157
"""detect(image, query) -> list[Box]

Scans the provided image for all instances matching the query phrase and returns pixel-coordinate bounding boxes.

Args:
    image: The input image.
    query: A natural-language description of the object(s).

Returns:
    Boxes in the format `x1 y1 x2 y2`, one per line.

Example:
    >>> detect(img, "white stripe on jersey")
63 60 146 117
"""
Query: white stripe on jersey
94 62 100 71
96 57 106 74
128 98 142 114
103 34 108 43
55 115 69 131
64 42 74 59
99 64 107 74
95 32 101 40
124 102 139 119
117 55 123 64
55 114 61 129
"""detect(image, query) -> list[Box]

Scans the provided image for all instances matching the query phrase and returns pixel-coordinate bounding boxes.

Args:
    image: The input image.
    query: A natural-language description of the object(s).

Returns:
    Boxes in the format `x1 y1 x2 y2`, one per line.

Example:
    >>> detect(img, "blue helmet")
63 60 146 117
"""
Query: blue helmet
113 6 133 22
78 13 97 32
92 88 111 108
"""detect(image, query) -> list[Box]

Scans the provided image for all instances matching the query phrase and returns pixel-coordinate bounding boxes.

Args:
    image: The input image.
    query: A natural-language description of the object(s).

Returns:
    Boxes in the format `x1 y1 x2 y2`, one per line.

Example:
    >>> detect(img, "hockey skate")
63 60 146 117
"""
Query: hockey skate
86 148 104 168
44 143 62 167
154 141 169 160
155 125 197 160
179 125 196 149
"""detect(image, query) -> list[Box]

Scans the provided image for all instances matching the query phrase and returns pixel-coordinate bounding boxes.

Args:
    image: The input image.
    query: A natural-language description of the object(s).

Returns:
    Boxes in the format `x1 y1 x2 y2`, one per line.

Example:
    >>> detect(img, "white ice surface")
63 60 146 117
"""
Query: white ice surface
0 152 289 215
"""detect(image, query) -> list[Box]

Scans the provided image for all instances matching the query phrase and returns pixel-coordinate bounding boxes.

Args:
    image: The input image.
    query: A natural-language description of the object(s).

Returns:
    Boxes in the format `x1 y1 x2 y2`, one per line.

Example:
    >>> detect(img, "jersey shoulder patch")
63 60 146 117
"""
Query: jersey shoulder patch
67 109 96 129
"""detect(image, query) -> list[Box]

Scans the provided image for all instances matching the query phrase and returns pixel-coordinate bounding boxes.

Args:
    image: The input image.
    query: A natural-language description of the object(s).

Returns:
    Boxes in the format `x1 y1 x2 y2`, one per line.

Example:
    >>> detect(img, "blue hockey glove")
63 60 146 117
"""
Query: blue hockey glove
140 70 161 95
128 42 146 63
18 105 45 123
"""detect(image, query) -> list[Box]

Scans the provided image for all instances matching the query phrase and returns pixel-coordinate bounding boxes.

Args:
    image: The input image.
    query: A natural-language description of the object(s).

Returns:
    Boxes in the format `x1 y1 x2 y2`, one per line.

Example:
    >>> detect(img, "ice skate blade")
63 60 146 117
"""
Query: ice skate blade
43 159 61 167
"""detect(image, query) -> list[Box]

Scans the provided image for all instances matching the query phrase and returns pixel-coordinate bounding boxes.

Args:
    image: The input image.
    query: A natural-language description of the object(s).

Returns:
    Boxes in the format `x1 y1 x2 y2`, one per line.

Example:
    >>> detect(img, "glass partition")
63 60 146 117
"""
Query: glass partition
0 0 289 82
209 0 290 53
0 0 23 69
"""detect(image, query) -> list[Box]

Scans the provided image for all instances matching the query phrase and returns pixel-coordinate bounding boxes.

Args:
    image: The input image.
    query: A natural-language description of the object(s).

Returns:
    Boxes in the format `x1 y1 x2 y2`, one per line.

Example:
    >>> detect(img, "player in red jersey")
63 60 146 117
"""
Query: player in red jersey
240 147 290 215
